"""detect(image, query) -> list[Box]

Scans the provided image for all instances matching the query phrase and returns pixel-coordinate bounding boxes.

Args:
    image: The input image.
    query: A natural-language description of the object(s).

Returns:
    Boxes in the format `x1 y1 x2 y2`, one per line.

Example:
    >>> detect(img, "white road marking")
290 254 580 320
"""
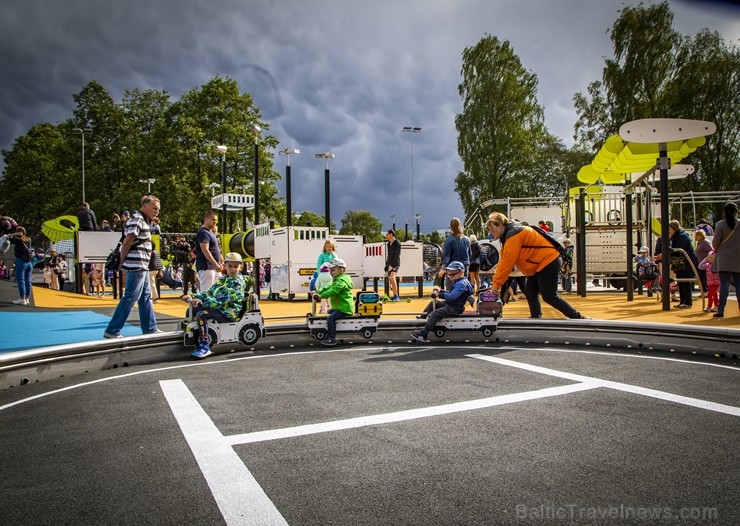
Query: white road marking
225 382 600 445
468 354 740 417
160 379 288 526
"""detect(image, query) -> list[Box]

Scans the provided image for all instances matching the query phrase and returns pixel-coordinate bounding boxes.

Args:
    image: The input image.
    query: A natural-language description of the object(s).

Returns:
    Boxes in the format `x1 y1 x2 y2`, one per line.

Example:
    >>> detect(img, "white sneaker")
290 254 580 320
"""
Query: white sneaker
12 299 25 305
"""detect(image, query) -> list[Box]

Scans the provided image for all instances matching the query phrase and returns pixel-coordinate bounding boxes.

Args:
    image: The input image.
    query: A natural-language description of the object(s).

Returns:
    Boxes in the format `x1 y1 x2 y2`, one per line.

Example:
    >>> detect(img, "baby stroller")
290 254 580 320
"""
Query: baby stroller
635 247 661 299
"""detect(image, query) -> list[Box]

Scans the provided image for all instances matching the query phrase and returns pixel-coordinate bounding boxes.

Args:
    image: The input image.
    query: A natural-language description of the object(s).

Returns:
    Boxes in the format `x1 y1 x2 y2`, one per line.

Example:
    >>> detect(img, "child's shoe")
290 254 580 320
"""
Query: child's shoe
191 343 212 360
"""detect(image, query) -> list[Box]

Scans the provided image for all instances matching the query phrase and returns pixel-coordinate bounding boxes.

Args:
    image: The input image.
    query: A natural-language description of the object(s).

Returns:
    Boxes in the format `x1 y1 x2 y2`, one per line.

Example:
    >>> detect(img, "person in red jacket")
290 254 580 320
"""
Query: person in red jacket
487 212 588 319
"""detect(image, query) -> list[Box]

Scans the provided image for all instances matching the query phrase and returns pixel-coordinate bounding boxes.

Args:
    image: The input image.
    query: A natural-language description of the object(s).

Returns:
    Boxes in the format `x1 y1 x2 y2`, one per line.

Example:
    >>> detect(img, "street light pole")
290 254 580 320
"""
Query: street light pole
72 127 93 203
402 126 421 239
390 214 396 232
252 125 262 299
139 178 156 194
415 213 421 240
279 148 300 227
315 152 335 230
215 145 228 232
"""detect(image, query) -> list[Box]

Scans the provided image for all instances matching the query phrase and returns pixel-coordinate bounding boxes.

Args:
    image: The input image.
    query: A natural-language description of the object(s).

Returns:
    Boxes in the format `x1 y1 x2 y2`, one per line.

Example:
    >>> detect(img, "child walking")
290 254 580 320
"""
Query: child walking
699 250 720 313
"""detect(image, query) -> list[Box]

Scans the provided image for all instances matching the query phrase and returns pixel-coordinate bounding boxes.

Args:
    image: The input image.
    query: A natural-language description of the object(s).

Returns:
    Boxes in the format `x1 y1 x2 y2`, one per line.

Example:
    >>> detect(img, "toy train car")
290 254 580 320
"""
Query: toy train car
307 291 382 341
423 289 502 339
183 292 265 348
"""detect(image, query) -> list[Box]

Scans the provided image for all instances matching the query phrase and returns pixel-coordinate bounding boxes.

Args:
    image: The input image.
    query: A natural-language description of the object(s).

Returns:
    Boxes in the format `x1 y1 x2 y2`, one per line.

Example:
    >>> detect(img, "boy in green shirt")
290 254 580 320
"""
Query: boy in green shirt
311 258 354 346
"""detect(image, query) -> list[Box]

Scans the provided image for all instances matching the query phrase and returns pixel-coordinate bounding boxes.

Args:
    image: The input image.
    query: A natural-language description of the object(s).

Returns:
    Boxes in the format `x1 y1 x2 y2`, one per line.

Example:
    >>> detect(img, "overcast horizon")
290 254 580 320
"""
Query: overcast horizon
1 0 738 233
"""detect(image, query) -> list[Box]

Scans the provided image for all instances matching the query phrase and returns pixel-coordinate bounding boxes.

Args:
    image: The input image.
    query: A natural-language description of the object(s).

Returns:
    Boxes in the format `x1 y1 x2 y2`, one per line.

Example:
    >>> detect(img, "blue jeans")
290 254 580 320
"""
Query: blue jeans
15 258 32 297
105 270 158 336
717 271 740 315
326 309 350 338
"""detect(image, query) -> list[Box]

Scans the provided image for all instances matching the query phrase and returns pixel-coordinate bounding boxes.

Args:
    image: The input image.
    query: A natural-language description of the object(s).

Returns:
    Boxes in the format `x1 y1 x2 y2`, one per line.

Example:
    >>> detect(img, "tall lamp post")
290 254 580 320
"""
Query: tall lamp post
279 148 300 227
139 178 156 194
315 152 335 230
215 145 228 232
390 214 396 232
252 125 262 298
415 213 421 240
72 127 93 203
402 126 421 239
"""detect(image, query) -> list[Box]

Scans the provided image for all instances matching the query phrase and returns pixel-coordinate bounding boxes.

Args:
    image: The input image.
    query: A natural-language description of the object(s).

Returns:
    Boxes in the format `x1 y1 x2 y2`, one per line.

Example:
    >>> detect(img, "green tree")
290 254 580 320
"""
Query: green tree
455 34 547 218
339 210 383 242
670 28 740 211
295 210 336 232
0 123 74 225
573 2 681 149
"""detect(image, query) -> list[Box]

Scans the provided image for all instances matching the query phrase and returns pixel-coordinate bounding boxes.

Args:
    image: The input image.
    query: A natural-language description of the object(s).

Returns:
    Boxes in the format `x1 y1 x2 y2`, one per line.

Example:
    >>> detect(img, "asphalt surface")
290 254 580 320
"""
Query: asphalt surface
2 343 738 525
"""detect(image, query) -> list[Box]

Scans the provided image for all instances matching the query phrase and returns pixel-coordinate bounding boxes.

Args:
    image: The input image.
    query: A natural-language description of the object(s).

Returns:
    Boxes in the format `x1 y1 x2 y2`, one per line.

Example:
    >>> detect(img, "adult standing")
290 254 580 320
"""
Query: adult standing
439 218 470 288
194 211 222 293
76 202 98 231
468 234 481 294
385 229 401 301
103 195 161 339
711 202 740 318
667 220 698 309
487 212 588 319
8 227 33 305
694 229 713 297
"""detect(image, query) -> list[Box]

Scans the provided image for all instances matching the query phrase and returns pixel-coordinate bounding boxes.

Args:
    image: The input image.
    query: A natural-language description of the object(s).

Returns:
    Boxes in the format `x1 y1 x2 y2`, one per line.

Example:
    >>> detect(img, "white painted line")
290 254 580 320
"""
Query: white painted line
468 354 740 417
160 379 288 526
226 382 599 446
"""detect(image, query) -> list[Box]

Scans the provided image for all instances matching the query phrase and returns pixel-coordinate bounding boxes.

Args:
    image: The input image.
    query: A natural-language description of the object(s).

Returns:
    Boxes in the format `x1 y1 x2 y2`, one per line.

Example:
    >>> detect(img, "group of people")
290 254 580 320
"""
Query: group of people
646 204 740 317
410 213 589 343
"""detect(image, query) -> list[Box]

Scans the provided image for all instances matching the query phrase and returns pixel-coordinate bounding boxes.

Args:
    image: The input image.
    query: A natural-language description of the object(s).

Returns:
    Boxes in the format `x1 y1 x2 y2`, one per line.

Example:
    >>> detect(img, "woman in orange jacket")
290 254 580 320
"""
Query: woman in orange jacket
486 212 588 319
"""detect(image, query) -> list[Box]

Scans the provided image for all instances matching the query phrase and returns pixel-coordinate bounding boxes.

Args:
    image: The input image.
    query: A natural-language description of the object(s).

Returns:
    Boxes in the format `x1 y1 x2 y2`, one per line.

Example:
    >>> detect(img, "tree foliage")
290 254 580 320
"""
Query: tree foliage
0 77 283 234
339 210 383 242
455 34 577 223
573 1 739 218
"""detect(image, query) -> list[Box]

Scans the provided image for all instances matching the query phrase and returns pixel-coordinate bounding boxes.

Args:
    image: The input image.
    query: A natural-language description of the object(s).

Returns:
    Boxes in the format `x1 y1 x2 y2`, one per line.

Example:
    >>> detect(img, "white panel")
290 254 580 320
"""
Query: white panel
77 231 122 263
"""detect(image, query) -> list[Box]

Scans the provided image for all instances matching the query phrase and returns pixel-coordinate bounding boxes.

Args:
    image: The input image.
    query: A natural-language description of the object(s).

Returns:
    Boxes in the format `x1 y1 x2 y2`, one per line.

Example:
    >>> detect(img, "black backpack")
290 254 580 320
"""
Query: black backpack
531 225 567 258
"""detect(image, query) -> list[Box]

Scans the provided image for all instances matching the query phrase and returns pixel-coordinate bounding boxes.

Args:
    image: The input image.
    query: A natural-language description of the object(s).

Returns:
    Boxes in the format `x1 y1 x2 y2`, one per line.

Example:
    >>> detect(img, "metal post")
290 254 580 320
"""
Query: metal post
252 126 261 299
625 185 634 301
72 127 92 203
315 153 334 231
658 143 671 311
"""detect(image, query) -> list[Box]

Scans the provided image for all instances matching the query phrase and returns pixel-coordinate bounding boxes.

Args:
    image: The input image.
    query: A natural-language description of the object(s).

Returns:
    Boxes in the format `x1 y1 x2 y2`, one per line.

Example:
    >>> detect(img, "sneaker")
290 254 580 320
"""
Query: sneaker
710 307 718 312
676 304 691 309
410 331 430 343
145 329 165 334
321 337 337 346
103 332 123 339
703 308 713 313
391 296 400 302
191 344 212 359
12 299 25 305
713 312 724 318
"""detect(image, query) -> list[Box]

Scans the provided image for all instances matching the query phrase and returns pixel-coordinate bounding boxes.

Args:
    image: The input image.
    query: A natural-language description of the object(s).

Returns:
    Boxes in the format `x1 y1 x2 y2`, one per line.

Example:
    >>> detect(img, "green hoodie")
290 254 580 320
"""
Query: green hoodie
316 272 354 315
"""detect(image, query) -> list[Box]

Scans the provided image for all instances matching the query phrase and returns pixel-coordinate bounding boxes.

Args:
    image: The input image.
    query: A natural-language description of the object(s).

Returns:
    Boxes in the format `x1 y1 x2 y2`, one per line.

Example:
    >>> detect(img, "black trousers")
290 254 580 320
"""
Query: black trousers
525 257 581 319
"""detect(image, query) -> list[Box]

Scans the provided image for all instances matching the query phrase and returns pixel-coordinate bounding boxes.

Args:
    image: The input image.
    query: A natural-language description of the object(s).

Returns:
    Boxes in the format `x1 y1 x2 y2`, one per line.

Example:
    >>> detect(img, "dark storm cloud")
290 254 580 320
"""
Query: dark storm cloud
1 0 737 232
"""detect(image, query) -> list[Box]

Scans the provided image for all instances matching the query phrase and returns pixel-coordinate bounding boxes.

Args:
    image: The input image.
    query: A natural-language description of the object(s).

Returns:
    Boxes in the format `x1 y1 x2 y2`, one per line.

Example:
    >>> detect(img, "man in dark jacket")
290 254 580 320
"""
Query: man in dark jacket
77 202 98 231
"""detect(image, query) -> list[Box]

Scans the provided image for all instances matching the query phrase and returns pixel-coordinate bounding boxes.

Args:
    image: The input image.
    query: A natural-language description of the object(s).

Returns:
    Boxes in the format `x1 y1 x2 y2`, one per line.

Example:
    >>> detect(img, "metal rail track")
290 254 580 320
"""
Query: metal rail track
1 319 738 390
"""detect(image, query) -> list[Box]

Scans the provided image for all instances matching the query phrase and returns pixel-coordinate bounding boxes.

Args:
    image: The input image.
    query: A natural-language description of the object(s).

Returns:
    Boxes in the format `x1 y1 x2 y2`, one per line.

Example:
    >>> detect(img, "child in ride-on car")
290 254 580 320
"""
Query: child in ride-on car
310 258 353 346
181 252 249 360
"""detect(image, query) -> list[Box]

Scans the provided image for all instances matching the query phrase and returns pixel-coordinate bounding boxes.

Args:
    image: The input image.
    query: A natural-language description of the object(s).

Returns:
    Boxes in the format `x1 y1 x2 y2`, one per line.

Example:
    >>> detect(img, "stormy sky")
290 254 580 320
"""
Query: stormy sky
1 0 738 233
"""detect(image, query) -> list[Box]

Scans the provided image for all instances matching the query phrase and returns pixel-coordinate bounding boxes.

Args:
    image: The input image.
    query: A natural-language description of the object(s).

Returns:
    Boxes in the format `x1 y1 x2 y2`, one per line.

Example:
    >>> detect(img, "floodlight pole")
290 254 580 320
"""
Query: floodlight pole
72 127 93 203
279 148 300 227
402 126 421 239
315 152 335 230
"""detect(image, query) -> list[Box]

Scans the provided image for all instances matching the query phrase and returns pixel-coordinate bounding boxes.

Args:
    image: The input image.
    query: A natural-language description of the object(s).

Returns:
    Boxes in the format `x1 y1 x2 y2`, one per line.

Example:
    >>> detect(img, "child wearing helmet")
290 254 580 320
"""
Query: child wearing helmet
311 258 353 346
181 252 252 359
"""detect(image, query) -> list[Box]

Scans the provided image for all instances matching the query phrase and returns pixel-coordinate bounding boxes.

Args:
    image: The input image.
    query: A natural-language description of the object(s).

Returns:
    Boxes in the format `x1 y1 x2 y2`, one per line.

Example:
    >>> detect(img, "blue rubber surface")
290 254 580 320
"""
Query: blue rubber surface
0 311 138 352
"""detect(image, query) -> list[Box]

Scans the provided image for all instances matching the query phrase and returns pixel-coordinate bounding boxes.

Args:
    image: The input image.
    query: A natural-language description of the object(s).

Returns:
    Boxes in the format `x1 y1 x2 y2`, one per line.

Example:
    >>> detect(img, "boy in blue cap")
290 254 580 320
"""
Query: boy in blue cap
411 261 474 343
